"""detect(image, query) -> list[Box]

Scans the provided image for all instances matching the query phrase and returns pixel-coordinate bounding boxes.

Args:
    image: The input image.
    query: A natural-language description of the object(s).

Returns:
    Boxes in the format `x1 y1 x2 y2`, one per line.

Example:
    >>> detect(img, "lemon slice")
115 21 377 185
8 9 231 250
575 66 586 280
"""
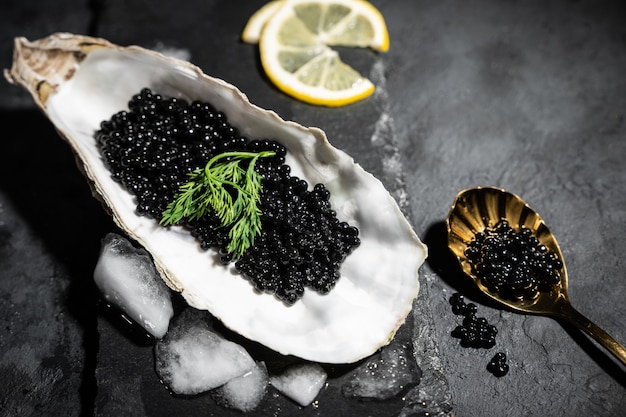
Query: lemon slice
242 1 284 43
253 0 389 106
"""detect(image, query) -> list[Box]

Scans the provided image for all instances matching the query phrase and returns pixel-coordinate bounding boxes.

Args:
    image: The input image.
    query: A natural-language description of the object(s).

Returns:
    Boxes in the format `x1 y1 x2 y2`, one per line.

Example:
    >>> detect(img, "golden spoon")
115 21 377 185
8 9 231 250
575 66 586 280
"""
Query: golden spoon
446 186 626 366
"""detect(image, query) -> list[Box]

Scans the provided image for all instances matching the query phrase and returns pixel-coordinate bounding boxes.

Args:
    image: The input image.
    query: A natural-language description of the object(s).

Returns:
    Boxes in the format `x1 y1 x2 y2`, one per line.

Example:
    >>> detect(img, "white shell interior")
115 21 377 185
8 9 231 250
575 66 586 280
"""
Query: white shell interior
44 45 426 363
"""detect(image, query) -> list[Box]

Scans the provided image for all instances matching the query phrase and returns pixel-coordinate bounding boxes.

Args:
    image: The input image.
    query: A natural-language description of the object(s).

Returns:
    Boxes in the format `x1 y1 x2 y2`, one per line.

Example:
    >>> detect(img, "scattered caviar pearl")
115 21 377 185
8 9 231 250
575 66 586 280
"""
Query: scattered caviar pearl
450 293 513 377
487 352 509 377
466 220 562 301
449 293 498 349
96 88 360 304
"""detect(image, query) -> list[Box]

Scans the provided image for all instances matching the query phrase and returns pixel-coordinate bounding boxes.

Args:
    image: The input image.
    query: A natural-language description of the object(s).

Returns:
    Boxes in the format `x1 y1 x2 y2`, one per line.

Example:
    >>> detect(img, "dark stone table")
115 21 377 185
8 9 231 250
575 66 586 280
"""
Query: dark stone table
1 1 625 416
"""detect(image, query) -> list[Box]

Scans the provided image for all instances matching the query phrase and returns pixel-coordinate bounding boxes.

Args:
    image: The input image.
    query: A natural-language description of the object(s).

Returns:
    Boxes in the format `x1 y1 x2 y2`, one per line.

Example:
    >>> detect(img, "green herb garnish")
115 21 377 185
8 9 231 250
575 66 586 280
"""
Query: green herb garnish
161 150 275 258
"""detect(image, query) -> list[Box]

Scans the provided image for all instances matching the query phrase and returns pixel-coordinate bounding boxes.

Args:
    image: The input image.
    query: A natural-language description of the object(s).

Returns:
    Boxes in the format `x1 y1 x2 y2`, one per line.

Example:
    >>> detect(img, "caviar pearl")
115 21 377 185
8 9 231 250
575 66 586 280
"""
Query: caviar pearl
449 292 511 377
465 220 562 301
96 88 360 304
449 293 498 349
487 352 509 377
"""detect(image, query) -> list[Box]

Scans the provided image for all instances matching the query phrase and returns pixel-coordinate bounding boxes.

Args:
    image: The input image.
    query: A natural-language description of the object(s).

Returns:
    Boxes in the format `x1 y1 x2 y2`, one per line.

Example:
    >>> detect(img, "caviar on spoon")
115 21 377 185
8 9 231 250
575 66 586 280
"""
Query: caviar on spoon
446 186 626 366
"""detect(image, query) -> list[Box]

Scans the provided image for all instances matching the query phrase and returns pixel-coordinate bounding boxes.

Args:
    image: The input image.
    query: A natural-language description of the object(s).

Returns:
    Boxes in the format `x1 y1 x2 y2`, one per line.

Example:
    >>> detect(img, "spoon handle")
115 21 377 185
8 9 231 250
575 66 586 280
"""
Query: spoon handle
556 302 626 366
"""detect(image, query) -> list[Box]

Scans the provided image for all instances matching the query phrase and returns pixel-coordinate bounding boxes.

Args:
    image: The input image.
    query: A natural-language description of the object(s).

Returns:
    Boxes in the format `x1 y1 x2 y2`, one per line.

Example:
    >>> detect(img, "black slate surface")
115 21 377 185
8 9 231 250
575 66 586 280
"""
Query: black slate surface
1 0 626 416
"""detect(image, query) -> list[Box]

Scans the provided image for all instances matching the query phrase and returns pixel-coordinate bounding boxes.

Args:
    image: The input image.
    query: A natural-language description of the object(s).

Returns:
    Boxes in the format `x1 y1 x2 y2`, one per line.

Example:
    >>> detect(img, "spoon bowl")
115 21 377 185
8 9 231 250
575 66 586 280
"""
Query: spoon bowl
446 186 626 366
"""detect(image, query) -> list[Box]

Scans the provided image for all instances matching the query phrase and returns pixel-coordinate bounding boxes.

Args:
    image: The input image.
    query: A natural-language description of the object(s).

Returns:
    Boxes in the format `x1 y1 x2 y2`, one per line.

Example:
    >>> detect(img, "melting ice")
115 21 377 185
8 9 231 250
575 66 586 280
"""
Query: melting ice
94 233 422 410
94 233 173 338
154 308 256 396
270 363 327 407
215 361 269 412
342 342 421 400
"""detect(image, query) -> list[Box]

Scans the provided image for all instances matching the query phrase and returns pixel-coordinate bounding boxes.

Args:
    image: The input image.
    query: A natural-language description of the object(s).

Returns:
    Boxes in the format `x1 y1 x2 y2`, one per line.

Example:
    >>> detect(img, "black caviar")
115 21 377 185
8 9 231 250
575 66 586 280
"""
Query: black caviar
487 352 509 377
449 293 497 349
95 88 360 304
465 220 562 301
450 292 509 377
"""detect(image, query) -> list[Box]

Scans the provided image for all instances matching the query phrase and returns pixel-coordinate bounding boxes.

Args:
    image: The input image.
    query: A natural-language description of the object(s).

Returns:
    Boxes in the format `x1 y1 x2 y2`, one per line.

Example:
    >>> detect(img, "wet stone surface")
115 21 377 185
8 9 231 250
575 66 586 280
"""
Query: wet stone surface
1 0 626 416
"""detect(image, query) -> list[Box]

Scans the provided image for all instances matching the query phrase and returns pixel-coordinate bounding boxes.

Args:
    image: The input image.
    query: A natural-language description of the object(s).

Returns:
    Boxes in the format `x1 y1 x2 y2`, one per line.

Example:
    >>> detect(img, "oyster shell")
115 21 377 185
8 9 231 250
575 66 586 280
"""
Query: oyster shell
5 33 427 363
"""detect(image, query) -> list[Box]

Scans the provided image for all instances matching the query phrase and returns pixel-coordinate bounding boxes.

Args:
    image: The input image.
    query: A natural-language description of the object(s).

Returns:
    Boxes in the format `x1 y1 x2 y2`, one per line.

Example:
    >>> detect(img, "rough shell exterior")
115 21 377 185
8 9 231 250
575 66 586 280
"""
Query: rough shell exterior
6 33 427 363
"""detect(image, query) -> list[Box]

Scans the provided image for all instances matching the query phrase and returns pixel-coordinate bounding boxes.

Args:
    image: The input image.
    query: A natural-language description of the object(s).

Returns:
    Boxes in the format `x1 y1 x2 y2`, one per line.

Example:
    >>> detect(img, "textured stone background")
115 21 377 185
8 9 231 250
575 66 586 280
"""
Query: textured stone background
1 0 625 416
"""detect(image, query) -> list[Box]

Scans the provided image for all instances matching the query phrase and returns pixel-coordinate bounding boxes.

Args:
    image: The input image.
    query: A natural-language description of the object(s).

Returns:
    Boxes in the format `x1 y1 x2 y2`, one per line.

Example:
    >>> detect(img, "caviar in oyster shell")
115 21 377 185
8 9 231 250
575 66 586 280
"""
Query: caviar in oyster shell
7 33 427 363
96 88 360 304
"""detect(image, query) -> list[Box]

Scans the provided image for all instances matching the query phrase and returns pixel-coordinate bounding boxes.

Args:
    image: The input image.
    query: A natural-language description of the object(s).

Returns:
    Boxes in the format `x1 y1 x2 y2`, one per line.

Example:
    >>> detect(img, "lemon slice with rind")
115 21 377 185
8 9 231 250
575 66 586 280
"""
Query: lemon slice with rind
242 1 285 43
255 0 389 106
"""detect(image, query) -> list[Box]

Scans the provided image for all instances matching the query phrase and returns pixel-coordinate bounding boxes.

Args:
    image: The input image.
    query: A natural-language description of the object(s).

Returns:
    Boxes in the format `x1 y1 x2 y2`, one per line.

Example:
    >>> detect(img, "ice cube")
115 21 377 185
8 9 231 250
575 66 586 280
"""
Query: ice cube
215 361 268 412
270 363 327 407
155 308 256 396
342 342 421 400
94 233 173 338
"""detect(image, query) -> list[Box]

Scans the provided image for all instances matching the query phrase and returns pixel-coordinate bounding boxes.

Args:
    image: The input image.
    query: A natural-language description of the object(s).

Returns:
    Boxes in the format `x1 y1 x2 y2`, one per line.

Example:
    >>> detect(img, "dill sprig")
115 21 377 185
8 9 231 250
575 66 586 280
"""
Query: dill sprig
160 150 275 258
